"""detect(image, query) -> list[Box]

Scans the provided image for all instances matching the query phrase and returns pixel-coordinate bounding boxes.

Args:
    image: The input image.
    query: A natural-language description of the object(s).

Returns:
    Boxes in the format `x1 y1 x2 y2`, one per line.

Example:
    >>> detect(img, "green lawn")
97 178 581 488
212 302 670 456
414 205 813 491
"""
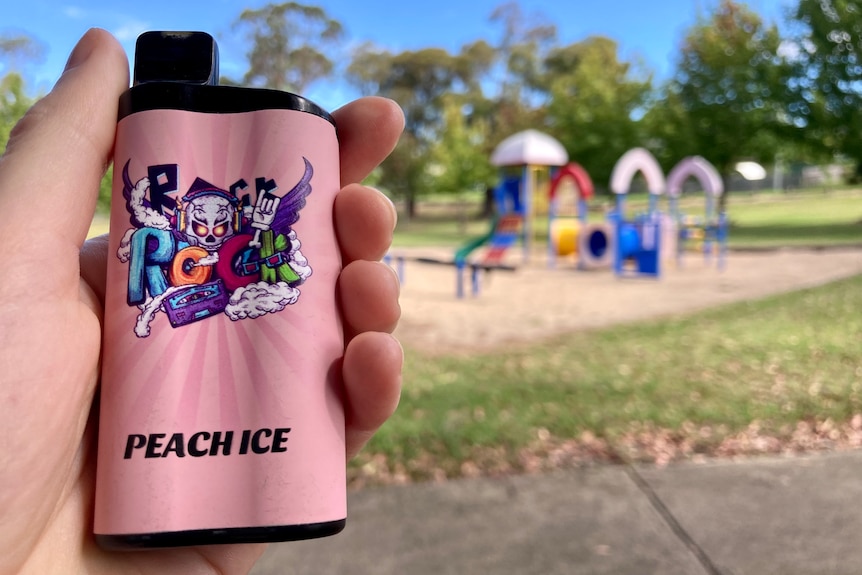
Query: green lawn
350 274 862 484
726 190 862 248
392 189 862 250
728 223 861 247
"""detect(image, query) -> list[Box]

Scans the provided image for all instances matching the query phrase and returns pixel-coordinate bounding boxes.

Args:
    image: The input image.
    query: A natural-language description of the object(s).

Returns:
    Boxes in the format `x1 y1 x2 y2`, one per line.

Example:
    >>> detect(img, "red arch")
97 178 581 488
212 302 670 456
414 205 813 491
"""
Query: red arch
549 163 594 202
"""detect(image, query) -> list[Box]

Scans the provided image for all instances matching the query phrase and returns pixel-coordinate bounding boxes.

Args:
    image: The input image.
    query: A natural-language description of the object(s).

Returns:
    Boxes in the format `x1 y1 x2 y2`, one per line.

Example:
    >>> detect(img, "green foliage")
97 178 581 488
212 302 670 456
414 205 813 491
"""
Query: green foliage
489 1 557 102
220 0 862 214
480 3 556 150
349 46 466 137
348 44 495 216
0 32 43 155
97 164 113 214
233 2 343 92
427 97 497 196
789 0 862 175
659 0 792 177
345 4 564 216
544 36 652 190
0 72 32 153
641 87 696 172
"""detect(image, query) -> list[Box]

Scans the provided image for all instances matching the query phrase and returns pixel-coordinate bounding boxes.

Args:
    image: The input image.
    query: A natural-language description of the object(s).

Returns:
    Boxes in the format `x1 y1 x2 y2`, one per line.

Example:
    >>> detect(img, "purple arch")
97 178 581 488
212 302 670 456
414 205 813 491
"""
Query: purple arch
666 156 724 198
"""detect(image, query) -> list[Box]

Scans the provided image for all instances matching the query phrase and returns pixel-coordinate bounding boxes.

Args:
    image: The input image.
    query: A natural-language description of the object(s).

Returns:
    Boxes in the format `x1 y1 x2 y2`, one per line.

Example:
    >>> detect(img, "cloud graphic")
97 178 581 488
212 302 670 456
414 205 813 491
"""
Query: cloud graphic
285 230 312 281
117 228 135 263
225 281 300 321
134 285 186 338
197 253 220 267
129 176 171 230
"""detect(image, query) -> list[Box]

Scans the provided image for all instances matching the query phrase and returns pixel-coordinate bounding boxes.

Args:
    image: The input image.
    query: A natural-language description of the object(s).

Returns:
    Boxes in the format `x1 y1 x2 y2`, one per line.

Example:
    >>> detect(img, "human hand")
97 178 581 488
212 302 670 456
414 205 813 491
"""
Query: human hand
0 28 403 575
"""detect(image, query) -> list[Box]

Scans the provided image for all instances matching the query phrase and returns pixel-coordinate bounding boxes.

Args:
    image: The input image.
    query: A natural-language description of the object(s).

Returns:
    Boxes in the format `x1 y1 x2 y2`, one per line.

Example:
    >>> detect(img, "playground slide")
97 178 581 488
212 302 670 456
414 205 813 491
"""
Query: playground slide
454 215 521 267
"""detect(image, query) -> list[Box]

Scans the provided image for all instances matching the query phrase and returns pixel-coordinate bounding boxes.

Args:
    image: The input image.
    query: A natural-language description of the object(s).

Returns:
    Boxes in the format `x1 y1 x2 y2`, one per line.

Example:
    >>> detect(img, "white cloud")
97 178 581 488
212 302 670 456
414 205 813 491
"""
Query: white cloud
63 6 85 19
113 19 149 42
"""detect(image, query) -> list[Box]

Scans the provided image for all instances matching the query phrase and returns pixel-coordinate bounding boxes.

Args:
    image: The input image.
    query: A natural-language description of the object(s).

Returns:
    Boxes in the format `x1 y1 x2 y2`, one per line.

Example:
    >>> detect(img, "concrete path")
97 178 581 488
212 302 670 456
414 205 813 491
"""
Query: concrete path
251 450 862 575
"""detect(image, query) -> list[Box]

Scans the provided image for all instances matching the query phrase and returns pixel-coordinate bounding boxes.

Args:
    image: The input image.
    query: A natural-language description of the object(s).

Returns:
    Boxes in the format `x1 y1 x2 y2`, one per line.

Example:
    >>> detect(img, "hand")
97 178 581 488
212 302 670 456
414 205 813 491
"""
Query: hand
251 190 281 231
249 190 281 248
0 28 403 575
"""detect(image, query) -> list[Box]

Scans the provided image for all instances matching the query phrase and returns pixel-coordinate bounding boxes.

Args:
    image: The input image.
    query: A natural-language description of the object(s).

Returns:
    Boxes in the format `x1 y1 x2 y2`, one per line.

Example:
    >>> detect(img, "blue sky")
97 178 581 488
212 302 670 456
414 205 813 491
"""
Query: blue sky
4 0 792 111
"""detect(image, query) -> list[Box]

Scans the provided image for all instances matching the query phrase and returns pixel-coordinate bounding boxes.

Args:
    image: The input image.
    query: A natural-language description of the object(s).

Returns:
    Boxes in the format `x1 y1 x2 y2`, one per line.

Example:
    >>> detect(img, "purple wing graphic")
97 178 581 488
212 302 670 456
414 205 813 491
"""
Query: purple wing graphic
270 157 313 236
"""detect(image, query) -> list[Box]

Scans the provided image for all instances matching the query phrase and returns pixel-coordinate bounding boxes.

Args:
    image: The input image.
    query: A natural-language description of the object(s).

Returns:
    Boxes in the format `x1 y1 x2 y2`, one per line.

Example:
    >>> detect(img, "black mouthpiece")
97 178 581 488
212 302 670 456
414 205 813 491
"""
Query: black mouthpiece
133 31 219 86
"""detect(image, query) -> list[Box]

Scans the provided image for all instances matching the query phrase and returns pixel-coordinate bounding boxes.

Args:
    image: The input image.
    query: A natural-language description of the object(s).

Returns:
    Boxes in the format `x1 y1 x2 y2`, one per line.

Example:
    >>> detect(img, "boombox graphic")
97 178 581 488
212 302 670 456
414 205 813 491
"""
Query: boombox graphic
115 158 315 337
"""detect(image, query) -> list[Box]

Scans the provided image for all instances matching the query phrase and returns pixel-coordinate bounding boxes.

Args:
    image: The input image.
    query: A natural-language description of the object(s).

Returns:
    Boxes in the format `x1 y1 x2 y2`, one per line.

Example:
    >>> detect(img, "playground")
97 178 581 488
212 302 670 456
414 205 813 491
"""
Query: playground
392 130 862 355
352 127 862 485
393 245 862 355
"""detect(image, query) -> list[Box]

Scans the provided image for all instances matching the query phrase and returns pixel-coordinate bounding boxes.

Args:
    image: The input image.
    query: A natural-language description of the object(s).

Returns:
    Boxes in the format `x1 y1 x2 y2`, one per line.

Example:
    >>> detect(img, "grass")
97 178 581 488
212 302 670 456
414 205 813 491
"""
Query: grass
392 189 862 250
351 273 862 483
728 223 862 248
726 189 862 248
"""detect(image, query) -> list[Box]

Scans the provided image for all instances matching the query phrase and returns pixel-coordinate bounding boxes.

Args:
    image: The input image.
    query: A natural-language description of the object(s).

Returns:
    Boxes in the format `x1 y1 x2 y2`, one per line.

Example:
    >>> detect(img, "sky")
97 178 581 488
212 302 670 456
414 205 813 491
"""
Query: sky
3 0 793 112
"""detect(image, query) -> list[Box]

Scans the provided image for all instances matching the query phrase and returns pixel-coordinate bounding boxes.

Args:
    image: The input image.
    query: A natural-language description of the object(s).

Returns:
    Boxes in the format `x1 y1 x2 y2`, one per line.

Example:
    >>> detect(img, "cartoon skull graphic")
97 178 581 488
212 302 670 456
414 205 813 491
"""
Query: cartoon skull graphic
181 178 238 252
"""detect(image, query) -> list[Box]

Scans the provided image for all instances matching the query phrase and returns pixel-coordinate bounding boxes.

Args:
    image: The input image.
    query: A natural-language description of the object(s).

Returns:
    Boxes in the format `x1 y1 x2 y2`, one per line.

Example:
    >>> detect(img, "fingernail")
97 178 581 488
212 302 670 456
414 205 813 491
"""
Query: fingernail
63 29 100 74
372 187 398 231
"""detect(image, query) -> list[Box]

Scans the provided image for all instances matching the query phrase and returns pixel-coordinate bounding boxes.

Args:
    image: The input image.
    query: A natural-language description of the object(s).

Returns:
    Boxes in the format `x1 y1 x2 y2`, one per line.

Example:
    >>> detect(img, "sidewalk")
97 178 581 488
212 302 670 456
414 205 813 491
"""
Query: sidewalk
251 450 862 575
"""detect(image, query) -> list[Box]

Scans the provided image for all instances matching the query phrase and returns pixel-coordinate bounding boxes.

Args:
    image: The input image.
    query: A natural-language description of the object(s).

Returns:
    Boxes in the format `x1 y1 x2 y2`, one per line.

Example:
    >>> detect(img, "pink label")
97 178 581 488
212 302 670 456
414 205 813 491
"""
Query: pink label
94 108 345 535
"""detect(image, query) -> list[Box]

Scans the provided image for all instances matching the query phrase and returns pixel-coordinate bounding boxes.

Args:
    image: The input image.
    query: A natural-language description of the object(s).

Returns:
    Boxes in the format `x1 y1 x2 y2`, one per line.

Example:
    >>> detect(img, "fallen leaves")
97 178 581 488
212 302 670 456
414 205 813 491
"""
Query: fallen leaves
347 414 862 490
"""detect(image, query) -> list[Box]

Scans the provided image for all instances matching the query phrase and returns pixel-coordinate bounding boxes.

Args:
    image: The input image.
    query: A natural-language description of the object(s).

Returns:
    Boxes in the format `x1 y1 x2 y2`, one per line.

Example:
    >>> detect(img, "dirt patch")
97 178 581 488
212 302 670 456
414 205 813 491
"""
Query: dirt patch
391 247 862 355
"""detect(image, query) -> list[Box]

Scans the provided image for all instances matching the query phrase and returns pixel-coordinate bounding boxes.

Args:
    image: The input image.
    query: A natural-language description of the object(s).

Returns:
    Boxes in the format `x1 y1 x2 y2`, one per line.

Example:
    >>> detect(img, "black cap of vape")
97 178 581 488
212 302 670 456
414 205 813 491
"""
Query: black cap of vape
133 31 219 86
120 30 334 126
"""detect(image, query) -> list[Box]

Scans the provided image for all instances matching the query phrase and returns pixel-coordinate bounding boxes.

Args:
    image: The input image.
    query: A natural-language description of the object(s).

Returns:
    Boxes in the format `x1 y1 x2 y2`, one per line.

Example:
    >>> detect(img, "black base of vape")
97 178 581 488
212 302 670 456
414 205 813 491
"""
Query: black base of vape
96 518 346 550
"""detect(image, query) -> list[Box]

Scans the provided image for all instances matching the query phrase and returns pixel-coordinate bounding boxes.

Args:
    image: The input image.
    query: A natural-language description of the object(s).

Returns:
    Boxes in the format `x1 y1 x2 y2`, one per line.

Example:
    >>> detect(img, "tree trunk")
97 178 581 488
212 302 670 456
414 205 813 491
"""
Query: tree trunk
718 173 731 213
405 188 417 220
481 186 495 218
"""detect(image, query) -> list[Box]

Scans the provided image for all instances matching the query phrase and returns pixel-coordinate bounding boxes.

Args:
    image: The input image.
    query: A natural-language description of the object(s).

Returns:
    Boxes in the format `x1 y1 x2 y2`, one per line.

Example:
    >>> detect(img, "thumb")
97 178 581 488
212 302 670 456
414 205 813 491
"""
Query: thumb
0 29 129 250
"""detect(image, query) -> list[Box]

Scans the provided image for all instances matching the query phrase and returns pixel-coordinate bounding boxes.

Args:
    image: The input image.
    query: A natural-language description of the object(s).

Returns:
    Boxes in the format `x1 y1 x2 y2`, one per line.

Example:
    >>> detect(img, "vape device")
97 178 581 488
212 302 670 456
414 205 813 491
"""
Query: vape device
94 31 345 549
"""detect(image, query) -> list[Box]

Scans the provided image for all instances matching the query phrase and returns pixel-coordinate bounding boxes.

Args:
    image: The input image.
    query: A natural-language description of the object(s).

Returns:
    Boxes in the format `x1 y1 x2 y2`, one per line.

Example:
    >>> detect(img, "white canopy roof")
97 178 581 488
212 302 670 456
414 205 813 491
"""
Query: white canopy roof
490 129 569 167
735 161 767 181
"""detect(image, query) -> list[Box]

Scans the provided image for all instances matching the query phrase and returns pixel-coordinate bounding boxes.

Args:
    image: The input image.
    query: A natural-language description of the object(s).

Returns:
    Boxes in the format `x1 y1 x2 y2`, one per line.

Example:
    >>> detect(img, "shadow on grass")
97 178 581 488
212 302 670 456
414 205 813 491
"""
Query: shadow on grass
729 223 862 248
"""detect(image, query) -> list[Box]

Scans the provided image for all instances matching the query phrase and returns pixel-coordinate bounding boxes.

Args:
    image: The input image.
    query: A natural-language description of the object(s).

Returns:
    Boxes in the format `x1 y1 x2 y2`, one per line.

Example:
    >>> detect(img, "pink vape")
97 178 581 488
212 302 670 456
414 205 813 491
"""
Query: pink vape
94 32 345 548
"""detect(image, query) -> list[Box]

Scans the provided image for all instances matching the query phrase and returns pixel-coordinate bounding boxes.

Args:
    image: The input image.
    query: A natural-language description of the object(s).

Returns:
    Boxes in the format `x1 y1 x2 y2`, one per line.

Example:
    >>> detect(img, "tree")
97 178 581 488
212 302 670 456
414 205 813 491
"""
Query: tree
484 2 557 142
0 32 44 76
641 85 697 173
233 2 343 93
788 0 862 178
428 96 497 199
490 2 556 91
542 36 652 191
661 0 791 199
0 32 41 153
0 73 31 152
347 44 494 217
